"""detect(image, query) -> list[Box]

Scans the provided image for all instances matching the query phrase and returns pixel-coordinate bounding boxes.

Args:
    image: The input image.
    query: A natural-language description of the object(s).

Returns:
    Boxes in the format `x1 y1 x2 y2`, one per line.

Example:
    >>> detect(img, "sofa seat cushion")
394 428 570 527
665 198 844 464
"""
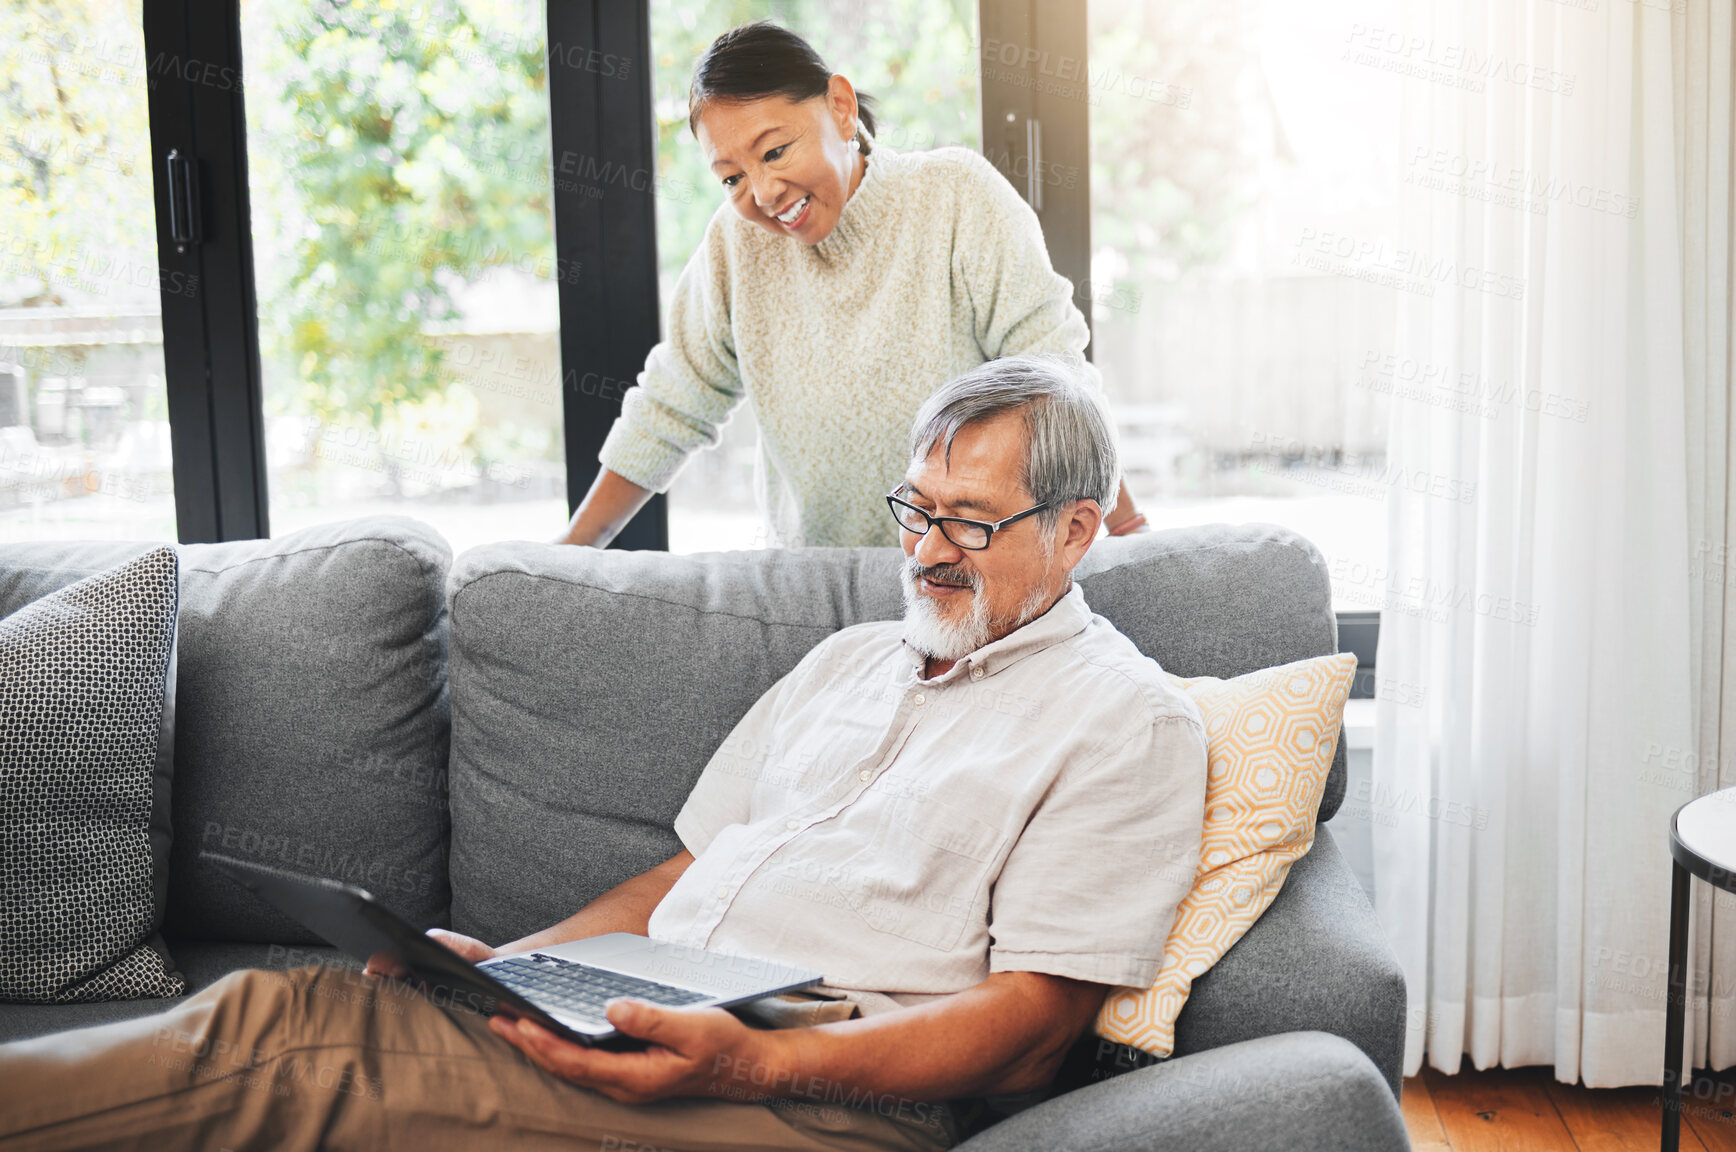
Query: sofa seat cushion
0 940 345 1044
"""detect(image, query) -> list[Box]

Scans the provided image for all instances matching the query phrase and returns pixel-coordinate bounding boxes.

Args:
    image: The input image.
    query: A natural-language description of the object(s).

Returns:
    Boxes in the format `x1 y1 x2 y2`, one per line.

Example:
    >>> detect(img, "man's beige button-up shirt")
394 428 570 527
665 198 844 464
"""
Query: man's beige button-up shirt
647 583 1209 1017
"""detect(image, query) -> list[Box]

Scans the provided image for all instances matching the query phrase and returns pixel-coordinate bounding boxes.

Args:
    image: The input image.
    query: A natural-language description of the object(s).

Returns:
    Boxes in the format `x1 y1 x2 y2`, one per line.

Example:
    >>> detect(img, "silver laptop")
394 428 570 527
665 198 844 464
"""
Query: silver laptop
202 851 824 1047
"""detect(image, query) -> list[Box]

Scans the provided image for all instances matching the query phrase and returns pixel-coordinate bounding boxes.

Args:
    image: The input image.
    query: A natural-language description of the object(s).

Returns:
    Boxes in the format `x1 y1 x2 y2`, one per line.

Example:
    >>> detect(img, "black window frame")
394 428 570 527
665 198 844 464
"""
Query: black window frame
978 0 1092 354
546 0 667 550
144 0 268 543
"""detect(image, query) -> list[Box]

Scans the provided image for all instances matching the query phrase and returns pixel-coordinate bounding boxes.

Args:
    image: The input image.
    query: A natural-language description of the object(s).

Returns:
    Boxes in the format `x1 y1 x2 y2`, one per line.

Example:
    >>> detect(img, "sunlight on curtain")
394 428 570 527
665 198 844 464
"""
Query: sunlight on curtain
1370 0 1728 1087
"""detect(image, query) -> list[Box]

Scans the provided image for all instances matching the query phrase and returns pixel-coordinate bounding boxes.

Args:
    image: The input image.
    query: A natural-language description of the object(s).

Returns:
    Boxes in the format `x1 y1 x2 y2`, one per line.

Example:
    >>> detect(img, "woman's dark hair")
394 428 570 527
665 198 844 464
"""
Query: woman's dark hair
687 21 878 154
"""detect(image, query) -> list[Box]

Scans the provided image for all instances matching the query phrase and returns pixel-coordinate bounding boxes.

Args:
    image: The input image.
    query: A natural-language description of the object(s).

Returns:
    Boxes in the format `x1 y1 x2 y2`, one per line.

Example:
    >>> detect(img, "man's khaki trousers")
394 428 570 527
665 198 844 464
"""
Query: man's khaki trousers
0 964 957 1152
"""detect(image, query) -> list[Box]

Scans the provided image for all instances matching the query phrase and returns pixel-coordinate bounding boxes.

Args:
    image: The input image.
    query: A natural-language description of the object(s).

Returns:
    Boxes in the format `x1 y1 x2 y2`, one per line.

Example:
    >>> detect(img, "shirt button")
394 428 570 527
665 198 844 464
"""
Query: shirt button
715 885 729 901
914 693 926 705
971 667 984 680
859 770 872 782
786 819 800 831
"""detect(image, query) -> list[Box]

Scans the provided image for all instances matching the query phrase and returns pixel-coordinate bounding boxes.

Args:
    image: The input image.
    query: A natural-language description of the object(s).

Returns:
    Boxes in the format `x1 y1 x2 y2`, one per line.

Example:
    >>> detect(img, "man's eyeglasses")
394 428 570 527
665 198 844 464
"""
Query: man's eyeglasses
885 488 1053 551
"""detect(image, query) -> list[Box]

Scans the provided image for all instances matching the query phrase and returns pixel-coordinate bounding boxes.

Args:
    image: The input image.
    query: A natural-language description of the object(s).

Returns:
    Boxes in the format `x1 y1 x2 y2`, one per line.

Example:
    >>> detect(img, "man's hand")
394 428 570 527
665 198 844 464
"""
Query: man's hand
490 970 1103 1110
363 928 497 979
488 999 771 1106
426 928 497 962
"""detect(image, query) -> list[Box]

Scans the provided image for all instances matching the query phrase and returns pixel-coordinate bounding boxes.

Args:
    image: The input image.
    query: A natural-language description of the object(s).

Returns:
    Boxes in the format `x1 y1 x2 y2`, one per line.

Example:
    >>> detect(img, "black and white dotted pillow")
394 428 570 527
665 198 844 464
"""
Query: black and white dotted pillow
0 547 185 1002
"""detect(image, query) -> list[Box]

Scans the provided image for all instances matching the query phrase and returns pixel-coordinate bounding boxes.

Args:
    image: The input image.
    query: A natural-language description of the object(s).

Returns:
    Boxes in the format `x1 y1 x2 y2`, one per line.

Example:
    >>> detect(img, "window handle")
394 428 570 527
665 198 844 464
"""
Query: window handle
1025 117 1044 213
166 149 202 251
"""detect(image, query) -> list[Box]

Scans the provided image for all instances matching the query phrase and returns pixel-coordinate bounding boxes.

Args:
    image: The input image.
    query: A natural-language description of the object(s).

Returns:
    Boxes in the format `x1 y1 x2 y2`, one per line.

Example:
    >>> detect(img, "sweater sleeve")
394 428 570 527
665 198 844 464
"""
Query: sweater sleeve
947 149 1105 392
598 207 746 493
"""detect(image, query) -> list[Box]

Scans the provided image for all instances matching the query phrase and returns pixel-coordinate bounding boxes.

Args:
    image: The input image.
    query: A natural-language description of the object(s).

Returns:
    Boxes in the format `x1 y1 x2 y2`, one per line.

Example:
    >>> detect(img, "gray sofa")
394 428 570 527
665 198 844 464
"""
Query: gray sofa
0 516 1410 1150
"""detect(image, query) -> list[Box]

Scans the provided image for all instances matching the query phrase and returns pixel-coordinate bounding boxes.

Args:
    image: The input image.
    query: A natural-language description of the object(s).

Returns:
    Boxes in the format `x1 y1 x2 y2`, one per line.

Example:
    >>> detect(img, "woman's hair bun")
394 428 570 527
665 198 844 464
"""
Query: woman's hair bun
688 21 878 153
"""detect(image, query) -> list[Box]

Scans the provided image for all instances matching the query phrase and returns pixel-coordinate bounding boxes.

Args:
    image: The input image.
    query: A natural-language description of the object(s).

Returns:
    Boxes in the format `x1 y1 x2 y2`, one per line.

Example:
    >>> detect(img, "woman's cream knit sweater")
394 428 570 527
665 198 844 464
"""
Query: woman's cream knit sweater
598 144 1103 548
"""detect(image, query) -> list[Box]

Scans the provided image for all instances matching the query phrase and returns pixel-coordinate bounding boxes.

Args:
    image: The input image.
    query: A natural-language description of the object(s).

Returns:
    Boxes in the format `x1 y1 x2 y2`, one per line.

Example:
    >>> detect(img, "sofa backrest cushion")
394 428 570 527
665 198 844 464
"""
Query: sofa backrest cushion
0 517 453 943
445 545 902 944
445 523 1342 945
167 518 452 941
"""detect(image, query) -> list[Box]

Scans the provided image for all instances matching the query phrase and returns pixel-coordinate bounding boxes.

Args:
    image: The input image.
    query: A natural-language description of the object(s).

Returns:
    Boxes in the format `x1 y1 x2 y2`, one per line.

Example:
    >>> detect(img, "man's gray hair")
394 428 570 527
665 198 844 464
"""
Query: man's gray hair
910 354 1120 530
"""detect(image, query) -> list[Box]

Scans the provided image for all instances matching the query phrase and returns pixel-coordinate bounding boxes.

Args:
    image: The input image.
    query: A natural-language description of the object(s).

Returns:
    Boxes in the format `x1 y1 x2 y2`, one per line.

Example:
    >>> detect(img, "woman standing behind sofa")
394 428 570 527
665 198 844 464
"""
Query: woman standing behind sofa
559 21 1148 549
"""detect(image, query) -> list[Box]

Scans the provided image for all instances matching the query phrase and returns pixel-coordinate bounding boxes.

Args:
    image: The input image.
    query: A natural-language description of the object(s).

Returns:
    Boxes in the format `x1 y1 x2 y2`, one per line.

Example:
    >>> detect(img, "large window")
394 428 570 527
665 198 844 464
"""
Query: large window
1087 0 1404 610
0 0 178 543
650 0 981 553
1 0 1409 592
240 0 565 555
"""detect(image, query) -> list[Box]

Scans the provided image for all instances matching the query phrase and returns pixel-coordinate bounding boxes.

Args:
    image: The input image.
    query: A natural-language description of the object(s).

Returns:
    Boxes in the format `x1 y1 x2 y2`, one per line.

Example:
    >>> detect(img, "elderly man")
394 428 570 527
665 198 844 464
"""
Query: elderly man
1 355 1207 1152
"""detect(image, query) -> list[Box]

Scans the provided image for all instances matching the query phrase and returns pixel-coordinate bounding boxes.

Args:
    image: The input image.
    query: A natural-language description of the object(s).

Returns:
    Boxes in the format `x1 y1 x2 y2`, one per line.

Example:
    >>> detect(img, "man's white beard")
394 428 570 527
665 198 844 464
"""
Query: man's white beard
900 561 993 662
899 557 1058 663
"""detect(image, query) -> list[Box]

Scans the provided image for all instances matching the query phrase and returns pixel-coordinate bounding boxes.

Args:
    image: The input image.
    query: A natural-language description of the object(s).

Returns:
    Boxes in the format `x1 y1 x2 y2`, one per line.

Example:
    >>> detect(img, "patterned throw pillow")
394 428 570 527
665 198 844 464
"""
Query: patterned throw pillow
0 548 186 1002
1094 651 1358 1056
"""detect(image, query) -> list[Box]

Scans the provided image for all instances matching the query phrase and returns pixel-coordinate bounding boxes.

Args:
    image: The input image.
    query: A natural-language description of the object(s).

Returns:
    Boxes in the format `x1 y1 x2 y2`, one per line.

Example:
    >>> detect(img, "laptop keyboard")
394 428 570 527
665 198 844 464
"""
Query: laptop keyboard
488 953 713 1022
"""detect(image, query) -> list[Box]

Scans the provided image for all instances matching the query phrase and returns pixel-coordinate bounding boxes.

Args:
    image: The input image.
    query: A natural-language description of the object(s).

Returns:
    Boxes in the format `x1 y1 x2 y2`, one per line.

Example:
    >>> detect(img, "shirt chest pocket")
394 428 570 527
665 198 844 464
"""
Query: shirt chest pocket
828 799 1001 953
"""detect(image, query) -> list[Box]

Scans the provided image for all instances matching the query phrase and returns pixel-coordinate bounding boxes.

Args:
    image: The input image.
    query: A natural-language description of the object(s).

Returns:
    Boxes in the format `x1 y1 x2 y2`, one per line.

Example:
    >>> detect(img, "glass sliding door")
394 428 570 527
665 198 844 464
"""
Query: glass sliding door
1086 0 1406 609
0 0 178 542
239 0 564 554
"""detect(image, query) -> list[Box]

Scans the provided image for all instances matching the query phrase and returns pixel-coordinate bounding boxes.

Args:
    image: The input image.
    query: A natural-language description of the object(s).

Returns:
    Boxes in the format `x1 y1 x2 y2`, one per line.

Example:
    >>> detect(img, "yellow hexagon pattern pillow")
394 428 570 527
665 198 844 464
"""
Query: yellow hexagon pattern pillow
1093 651 1358 1057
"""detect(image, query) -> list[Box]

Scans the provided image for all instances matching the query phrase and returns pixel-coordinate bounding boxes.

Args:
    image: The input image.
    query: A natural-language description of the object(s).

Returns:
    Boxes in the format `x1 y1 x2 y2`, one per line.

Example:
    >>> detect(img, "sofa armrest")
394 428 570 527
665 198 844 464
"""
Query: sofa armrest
1170 826 1407 1095
954 1031 1409 1152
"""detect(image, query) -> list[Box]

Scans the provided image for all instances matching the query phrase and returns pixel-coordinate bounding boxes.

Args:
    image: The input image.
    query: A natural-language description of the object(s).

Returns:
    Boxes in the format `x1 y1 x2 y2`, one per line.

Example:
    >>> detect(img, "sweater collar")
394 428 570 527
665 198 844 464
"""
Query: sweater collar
812 145 892 264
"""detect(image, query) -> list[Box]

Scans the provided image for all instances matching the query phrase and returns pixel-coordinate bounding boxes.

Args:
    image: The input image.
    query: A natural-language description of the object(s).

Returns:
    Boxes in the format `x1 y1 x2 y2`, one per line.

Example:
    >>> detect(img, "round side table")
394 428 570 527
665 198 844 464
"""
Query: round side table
1664 789 1736 1151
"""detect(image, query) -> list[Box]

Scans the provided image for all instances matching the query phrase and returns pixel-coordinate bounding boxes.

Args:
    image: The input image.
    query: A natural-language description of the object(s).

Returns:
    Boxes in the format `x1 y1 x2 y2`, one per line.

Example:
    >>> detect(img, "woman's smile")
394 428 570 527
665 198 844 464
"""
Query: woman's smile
772 195 812 230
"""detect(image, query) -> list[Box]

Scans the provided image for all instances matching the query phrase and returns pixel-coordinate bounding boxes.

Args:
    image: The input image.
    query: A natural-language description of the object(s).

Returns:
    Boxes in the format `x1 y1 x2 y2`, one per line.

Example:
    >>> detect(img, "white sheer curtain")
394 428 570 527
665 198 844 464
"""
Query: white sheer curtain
1371 0 1732 1085
1681 0 1736 1078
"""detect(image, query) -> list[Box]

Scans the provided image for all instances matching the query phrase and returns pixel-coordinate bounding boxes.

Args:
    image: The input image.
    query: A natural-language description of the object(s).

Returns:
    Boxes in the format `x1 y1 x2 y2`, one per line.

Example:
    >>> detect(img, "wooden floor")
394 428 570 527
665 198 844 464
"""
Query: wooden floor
1403 1061 1736 1150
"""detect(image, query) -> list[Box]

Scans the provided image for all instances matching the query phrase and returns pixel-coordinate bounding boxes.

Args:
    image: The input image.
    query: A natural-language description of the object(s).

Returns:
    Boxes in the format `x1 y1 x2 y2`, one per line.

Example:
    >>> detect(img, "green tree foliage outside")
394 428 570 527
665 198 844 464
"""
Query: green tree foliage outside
244 0 555 440
0 0 159 310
